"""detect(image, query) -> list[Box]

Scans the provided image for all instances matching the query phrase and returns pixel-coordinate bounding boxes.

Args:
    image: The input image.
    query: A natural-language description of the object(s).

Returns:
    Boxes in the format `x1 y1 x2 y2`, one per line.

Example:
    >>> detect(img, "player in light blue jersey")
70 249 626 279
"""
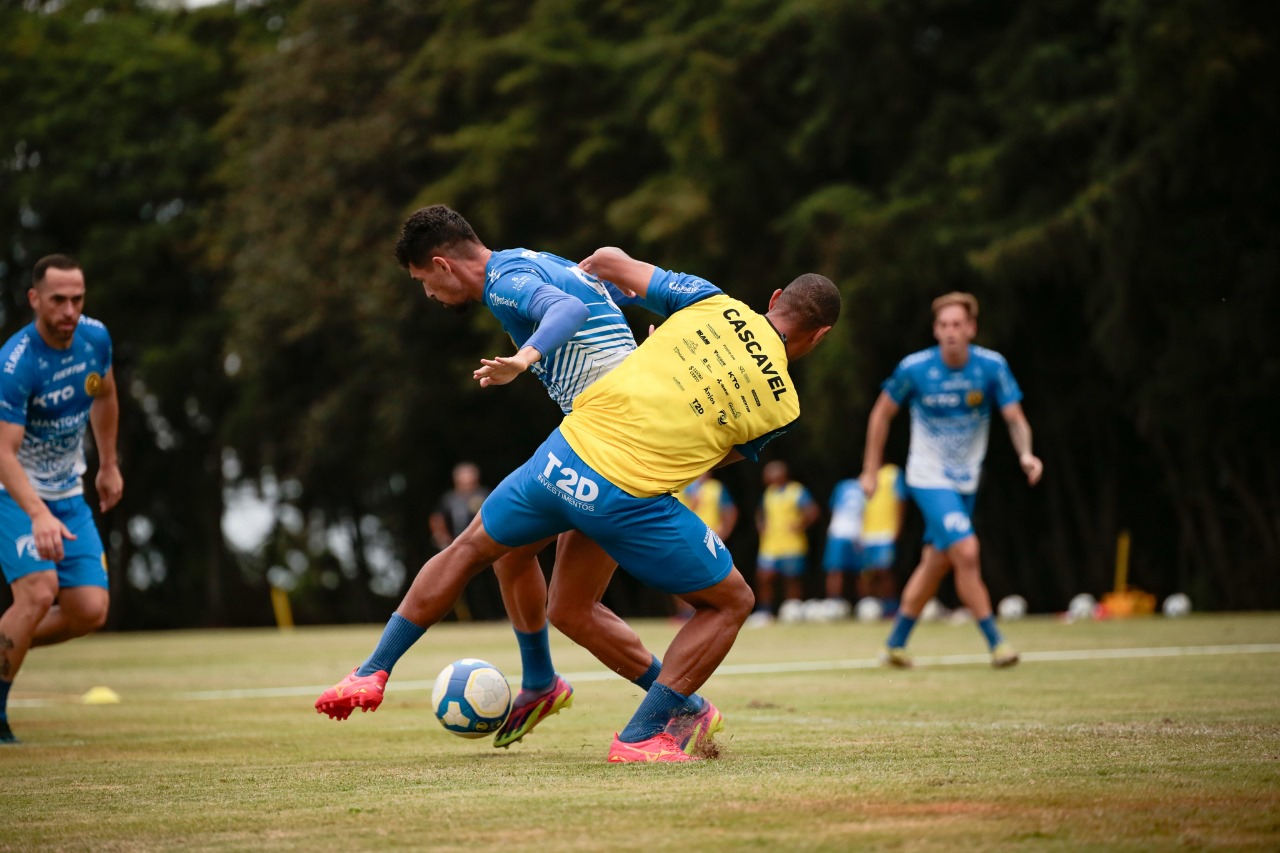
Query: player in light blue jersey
0 255 122 744
860 292 1042 668
318 206 712 752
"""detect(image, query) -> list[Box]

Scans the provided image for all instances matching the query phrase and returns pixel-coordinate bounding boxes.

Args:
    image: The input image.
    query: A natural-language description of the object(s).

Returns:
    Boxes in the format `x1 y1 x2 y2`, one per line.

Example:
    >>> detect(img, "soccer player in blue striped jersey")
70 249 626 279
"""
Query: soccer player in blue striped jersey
317 206 707 750
860 292 1043 668
0 255 122 744
318 245 840 761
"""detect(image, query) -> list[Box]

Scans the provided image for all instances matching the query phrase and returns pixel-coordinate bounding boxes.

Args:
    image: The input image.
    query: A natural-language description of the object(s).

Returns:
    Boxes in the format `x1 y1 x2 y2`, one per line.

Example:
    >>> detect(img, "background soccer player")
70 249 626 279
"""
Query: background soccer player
861 292 1042 668
748 460 818 625
0 255 122 744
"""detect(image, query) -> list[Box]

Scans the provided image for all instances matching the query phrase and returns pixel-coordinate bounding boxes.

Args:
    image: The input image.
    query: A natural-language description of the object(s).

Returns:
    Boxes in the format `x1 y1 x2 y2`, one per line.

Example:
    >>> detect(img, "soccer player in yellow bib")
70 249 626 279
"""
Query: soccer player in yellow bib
315 247 840 762
749 460 819 624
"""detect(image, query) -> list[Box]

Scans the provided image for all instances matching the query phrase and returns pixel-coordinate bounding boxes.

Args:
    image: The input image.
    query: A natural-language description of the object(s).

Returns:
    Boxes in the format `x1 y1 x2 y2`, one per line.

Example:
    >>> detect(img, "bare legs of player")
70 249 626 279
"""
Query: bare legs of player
546 531 654 680
897 537 994 620
653 569 754 697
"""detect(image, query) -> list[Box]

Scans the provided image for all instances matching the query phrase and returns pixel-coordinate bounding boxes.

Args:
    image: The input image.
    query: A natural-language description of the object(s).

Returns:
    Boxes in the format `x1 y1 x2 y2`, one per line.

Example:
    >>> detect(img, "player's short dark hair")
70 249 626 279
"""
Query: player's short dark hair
33 254 80 285
394 205 482 268
779 273 841 330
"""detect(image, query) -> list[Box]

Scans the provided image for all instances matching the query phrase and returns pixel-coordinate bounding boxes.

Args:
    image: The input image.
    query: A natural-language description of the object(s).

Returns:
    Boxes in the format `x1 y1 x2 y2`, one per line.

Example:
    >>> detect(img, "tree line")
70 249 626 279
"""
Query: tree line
1 0 1276 627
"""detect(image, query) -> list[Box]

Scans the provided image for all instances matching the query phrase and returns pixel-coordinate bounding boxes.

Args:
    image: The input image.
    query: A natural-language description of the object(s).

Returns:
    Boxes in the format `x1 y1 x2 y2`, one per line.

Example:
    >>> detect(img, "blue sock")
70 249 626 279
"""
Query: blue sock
514 625 555 692
0 678 10 721
356 612 425 677
631 655 662 691
886 613 917 649
619 682 688 743
977 615 1003 649
631 656 704 714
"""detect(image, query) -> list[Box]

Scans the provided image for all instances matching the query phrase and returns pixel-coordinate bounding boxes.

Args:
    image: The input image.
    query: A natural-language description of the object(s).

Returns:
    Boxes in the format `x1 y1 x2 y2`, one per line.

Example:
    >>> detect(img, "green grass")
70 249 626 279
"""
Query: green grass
4 613 1280 851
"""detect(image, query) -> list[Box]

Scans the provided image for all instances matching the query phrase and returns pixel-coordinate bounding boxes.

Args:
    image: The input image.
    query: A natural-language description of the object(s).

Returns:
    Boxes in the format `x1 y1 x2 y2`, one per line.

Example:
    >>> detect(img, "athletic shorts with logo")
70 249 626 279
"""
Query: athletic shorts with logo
482 429 732 595
908 487 977 551
0 492 107 588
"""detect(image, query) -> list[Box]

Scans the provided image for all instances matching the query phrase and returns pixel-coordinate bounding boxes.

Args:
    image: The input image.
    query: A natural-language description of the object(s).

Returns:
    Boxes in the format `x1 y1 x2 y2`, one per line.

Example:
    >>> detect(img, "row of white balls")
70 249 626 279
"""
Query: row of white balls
773 593 1194 624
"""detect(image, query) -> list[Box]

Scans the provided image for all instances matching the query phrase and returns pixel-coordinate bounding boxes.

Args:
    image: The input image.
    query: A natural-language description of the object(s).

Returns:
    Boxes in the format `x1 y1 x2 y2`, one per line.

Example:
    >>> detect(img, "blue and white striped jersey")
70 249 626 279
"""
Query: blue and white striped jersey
882 345 1022 495
0 317 113 500
484 249 637 413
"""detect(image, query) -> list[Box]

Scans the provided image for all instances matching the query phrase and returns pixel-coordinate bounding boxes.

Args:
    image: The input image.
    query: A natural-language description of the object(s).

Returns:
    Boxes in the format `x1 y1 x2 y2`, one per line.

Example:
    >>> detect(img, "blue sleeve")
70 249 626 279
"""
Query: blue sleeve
991 356 1023 408
643 268 722 318
881 358 916 405
893 469 907 499
522 285 590 357
797 486 814 509
734 422 794 462
0 361 31 427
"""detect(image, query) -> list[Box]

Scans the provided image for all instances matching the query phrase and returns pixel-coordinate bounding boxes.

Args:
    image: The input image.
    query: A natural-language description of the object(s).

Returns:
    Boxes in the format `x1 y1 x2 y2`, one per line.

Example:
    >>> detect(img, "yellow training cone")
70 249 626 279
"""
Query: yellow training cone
81 686 121 705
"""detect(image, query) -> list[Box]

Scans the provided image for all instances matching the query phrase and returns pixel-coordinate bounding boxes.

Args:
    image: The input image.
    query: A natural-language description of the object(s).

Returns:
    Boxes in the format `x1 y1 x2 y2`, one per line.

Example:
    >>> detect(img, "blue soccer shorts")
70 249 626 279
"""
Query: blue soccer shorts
0 492 108 589
909 487 978 551
757 554 807 577
822 537 861 573
482 429 733 595
859 542 895 570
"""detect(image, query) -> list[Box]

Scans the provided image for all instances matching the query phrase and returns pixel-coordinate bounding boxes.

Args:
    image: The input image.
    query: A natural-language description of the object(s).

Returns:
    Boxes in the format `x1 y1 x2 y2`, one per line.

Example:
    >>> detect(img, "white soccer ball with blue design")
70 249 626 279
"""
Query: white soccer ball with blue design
431 659 512 739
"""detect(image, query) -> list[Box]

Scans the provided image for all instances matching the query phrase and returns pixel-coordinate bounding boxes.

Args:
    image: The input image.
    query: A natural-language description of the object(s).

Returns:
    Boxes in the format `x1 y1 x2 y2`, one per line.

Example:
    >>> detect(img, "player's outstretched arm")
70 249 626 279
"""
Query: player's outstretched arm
1001 402 1043 486
90 366 123 512
860 391 899 496
473 286 587 387
579 247 656 298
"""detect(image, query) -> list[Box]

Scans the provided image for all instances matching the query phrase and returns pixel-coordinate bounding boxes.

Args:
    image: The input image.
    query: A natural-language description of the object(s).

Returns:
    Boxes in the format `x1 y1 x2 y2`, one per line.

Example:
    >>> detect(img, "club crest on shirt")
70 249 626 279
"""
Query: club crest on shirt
85 372 103 396
966 389 984 408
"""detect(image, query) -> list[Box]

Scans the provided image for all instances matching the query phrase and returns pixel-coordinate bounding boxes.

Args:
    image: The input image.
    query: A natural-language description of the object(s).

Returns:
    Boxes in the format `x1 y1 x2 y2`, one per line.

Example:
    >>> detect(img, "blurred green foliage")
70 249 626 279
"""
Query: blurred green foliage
1 0 1276 626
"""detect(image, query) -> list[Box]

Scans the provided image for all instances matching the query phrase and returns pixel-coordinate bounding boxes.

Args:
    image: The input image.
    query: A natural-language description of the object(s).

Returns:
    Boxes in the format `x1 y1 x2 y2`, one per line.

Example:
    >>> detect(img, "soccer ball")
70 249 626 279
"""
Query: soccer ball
1067 593 1097 622
824 597 853 621
855 597 884 623
920 598 946 622
777 598 805 624
1162 593 1192 618
997 594 1028 620
801 598 831 622
431 659 512 739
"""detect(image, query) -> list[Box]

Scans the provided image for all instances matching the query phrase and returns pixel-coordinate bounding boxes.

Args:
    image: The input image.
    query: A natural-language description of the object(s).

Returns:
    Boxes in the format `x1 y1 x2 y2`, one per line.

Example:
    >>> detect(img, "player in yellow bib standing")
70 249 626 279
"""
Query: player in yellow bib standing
748 461 818 625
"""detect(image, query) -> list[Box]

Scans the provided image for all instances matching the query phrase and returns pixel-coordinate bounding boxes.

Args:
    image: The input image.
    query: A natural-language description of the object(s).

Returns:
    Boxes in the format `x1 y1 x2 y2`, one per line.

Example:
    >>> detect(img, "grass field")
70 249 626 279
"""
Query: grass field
4 613 1279 851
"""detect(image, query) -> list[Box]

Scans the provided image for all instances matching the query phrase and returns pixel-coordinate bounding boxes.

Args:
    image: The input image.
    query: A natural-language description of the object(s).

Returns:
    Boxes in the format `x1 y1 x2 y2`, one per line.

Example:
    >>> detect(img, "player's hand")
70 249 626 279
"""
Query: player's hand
32 510 76 563
474 355 530 387
96 462 123 512
1020 453 1044 486
859 470 878 498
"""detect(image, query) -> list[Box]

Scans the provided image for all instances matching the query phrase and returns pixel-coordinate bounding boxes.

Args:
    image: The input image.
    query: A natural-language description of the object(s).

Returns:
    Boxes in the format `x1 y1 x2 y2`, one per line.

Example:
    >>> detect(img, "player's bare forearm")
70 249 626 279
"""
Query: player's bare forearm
1007 417 1032 458
1002 403 1044 486
578 247 655 297
860 392 899 496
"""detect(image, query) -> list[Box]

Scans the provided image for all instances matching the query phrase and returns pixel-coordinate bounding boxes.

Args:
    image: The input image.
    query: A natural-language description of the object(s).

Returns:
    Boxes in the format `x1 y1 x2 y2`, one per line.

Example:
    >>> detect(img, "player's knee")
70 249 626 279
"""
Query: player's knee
67 599 109 637
949 536 981 569
719 574 756 620
15 579 58 614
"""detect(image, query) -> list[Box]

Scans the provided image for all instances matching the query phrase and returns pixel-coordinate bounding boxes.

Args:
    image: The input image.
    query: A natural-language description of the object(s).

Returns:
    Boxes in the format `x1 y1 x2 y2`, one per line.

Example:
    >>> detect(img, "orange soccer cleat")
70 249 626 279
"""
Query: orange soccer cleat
314 669 388 720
